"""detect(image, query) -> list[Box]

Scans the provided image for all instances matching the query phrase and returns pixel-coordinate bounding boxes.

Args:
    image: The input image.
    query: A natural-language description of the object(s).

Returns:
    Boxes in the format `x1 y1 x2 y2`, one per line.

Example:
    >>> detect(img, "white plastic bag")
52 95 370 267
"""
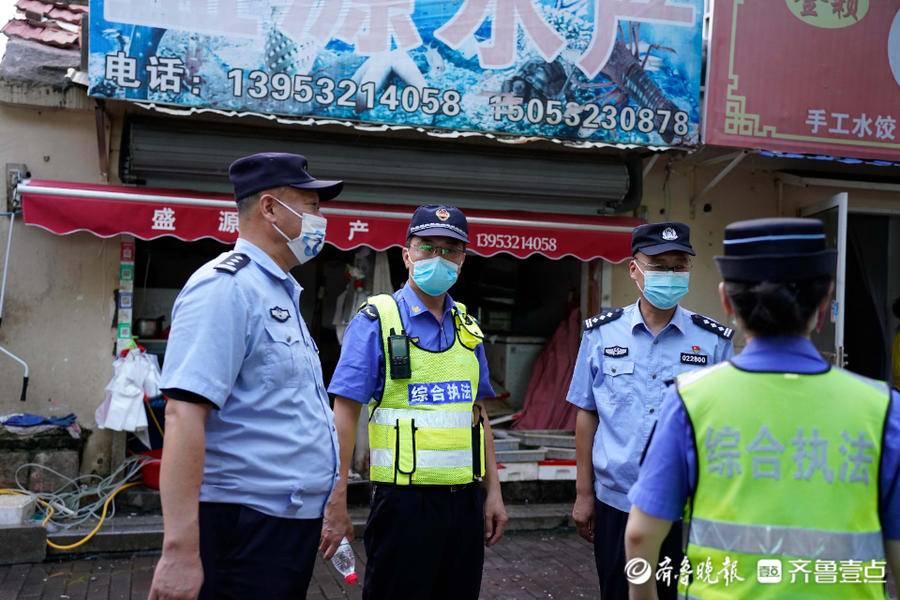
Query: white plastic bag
95 349 162 448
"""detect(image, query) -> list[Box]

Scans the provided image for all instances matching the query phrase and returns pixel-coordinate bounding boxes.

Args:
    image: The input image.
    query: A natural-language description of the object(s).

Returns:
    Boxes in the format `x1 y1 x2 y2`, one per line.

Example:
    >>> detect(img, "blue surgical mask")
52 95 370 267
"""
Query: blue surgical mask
412 256 459 296
272 199 327 264
635 263 690 310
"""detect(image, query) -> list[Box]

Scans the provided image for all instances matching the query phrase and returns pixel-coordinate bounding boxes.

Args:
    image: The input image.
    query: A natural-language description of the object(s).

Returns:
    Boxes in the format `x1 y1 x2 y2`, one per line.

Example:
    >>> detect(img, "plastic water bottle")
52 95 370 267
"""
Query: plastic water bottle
331 537 359 585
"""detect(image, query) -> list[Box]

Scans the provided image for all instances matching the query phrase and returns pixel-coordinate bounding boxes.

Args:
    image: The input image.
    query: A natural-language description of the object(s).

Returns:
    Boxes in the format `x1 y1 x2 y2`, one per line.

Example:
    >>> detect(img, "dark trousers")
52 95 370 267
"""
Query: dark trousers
594 499 684 600
363 484 485 600
198 502 322 600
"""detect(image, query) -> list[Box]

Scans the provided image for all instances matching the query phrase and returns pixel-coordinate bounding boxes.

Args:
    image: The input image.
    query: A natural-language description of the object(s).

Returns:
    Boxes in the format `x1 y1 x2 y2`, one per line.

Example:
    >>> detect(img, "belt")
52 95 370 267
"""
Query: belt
373 482 480 493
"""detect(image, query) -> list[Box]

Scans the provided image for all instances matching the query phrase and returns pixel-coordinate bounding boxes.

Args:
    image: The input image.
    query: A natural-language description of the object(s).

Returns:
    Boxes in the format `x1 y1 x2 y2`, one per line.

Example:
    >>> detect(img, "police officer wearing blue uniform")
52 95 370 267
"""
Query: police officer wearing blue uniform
326 205 508 600
625 218 900 599
567 222 733 600
148 153 342 600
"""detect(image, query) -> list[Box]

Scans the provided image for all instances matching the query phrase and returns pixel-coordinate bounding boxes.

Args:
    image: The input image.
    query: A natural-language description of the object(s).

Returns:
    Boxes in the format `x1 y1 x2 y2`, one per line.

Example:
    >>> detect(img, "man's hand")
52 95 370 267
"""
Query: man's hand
148 550 203 600
483 487 508 547
572 492 595 543
320 488 353 560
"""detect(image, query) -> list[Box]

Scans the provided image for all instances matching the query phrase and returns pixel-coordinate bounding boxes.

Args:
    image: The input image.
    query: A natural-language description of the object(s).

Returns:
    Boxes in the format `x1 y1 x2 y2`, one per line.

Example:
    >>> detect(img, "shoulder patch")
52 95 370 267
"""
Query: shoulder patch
584 308 624 331
358 303 380 321
213 252 250 275
690 314 735 340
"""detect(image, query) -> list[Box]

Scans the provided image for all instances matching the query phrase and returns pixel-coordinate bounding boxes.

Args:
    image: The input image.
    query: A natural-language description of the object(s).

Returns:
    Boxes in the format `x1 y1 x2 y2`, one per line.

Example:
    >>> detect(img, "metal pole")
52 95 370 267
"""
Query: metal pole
0 212 15 327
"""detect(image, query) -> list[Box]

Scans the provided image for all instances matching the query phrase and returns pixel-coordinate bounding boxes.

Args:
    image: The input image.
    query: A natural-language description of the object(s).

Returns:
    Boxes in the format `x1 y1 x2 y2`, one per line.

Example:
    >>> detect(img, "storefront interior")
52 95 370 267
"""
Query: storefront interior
131 237 583 409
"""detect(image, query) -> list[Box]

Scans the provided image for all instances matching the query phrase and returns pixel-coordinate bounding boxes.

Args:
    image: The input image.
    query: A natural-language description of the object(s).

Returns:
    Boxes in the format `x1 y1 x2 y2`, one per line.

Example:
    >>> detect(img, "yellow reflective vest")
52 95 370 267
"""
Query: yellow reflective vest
678 362 890 599
366 294 485 486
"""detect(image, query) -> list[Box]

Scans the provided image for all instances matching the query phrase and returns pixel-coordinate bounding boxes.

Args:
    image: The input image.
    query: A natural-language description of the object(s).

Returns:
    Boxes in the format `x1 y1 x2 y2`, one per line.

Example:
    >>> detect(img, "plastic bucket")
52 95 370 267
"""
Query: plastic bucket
138 449 162 490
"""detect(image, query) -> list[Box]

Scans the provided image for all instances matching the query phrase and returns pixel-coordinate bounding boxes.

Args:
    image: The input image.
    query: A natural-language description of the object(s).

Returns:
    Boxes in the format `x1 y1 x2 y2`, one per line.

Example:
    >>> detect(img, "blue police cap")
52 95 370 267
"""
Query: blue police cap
714 218 837 282
228 152 343 202
407 205 469 244
631 222 694 256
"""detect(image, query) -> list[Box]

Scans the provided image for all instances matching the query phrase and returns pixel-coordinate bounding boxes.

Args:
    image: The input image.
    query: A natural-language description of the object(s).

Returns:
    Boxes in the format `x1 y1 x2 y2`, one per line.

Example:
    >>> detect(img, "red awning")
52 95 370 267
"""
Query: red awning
19 180 641 262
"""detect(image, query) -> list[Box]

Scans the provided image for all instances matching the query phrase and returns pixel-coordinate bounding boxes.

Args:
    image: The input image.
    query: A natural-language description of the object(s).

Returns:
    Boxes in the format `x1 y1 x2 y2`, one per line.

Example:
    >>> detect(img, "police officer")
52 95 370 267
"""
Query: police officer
148 153 342 600
625 218 900 599
326 205 508 600
567 222 733 600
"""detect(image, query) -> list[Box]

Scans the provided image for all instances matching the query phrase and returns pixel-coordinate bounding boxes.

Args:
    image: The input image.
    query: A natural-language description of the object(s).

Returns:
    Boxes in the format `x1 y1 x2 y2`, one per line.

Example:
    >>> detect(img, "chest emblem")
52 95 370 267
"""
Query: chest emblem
270 307 290 322
603 346 629 358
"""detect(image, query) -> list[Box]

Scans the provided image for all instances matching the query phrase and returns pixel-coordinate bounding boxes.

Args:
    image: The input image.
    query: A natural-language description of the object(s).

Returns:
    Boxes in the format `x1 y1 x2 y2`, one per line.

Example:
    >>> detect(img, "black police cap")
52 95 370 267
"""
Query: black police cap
631 222 695 256
407 205 469 244
714 218 837 282
228 152 343 202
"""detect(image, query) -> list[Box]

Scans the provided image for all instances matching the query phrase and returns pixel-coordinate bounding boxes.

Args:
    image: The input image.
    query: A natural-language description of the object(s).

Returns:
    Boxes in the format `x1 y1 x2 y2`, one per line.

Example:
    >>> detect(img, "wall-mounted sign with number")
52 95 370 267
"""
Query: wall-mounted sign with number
88 0 704 147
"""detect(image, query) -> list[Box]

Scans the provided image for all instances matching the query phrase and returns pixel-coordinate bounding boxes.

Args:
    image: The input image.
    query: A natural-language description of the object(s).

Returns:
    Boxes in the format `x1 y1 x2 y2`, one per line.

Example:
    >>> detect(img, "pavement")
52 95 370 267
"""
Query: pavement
0 530 600 600
1 530 897 599
40 504 576 557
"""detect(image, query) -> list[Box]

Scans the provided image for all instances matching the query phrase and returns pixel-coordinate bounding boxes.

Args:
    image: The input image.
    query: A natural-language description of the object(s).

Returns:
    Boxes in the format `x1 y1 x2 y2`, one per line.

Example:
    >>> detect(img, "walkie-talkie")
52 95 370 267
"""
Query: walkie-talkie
387 328 411 379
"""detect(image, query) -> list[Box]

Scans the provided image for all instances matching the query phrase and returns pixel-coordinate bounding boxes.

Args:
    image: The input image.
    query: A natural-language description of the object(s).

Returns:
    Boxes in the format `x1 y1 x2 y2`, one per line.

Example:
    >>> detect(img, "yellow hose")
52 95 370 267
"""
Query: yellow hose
0 482 139 550
145 396 166 439
46 482 139 551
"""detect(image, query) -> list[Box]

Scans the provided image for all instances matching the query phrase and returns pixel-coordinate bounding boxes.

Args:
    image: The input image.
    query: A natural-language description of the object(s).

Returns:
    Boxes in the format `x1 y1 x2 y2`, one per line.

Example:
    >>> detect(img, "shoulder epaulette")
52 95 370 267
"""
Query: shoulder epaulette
691 313 735 340
358 303 380 321
584 308 624 331
213 252 250 275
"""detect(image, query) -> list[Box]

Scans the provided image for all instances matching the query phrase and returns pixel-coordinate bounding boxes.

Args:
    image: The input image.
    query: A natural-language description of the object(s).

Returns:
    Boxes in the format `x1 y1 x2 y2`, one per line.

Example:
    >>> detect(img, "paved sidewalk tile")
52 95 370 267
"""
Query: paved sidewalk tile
0 530 896 599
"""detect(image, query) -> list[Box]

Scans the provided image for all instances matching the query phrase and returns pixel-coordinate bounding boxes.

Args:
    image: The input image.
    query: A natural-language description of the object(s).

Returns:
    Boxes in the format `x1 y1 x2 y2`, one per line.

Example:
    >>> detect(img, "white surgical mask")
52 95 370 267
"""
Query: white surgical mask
271 198 327 264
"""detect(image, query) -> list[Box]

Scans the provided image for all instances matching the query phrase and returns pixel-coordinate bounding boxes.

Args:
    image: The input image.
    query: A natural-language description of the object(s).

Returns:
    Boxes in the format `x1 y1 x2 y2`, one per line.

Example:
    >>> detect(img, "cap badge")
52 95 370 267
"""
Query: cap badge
435 208 450 221
661 227 678 241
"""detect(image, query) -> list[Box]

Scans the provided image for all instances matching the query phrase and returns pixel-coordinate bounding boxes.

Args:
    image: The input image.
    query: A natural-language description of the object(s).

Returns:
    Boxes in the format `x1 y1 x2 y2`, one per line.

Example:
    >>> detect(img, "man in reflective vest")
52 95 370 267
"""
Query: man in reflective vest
326 204 508 600
625 218 900 599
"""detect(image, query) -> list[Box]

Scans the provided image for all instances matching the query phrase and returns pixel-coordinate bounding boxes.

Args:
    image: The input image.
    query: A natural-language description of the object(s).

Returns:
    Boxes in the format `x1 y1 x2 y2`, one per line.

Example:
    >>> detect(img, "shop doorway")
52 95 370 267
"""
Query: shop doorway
844 214 900 381
802 195 900 380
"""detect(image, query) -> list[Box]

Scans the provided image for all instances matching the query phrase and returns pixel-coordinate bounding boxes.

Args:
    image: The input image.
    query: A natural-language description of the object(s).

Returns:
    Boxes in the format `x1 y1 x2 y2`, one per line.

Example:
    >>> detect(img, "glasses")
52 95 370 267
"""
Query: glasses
410 243 465 262
635 259 691 273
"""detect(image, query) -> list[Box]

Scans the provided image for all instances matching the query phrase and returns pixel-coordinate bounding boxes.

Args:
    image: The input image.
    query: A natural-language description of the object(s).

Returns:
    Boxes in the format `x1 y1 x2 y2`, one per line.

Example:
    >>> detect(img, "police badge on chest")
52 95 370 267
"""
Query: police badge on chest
270 307 290 322
603 346 628 358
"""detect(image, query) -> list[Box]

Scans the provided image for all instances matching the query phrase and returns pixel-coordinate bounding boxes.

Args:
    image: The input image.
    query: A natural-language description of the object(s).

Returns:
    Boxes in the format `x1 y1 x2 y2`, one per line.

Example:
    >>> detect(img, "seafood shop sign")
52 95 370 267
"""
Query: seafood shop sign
88 0 704 147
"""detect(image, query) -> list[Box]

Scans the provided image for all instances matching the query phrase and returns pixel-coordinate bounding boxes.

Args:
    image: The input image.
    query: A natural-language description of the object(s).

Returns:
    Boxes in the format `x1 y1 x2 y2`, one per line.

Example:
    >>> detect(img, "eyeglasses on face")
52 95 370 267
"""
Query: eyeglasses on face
635 259 691 273
410 242 465 261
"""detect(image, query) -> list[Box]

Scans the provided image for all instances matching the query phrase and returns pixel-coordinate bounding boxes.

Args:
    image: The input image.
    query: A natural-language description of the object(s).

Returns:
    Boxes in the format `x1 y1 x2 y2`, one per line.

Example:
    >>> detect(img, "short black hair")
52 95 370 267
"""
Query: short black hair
235 187 289 216
724 278 832 337
235 191 261 215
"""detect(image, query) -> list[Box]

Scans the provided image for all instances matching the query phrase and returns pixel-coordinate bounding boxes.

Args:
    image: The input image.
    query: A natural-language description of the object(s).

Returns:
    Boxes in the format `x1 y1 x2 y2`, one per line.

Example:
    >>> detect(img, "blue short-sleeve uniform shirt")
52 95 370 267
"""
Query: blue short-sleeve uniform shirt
160 238 339 520
629 336 900 539
566 301 734 512
328 282 495 404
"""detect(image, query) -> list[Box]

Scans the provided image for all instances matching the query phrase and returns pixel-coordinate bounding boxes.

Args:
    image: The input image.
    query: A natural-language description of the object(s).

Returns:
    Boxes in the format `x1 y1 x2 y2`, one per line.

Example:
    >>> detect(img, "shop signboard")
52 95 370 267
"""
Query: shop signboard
88 0 704 147
705 0 900 161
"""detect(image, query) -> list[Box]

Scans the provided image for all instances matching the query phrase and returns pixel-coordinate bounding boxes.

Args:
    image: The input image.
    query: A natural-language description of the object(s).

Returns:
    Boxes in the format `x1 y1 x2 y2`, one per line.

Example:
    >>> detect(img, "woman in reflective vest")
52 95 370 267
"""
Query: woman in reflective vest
623 218 900 599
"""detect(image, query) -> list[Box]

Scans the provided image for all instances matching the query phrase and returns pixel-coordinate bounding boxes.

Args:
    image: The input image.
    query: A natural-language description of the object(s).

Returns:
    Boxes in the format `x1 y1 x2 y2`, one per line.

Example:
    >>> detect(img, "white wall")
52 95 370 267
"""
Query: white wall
0 104 119 472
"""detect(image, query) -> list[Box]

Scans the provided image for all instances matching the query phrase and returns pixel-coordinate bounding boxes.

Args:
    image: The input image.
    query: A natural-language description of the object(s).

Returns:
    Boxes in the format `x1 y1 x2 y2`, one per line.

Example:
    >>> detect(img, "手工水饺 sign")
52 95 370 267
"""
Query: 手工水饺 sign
704 0 899 162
